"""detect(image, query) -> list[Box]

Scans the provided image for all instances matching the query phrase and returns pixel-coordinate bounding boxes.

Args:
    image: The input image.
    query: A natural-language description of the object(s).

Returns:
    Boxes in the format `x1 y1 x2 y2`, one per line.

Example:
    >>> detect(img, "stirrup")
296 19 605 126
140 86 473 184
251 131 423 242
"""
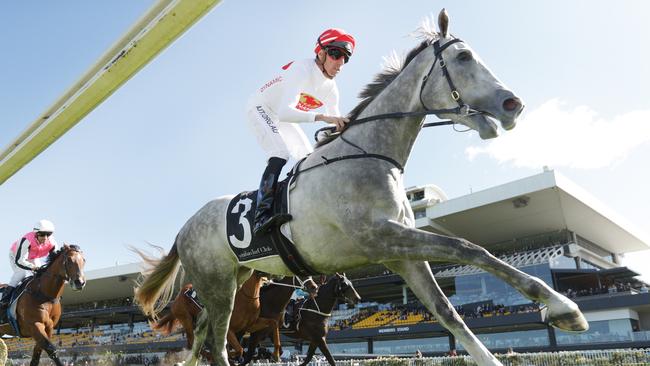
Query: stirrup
254 214 293 236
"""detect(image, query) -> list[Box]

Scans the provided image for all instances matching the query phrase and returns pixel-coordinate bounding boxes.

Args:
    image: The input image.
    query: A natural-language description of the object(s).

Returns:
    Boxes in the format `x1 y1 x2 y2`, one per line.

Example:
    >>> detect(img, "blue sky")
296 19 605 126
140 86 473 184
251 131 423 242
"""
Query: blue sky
1 1 649 282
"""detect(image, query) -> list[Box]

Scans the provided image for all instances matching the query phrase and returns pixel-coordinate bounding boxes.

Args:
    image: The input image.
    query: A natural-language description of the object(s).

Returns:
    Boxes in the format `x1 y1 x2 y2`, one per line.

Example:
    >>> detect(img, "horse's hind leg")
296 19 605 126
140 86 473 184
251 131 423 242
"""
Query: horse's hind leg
385 260 503 366
373 221 588 332
192 270 240 366
298 342 318 366
314 337 336 366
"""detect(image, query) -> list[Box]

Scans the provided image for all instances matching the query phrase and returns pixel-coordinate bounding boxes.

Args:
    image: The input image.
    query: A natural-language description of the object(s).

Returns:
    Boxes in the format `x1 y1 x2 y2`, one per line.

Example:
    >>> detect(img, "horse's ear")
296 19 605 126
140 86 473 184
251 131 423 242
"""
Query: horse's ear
438 8 449 38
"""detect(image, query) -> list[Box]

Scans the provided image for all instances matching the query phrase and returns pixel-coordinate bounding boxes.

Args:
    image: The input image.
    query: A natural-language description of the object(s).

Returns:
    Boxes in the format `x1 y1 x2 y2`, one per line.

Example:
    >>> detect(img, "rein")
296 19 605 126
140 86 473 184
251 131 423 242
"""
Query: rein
304 37 479 176
28 249 79 304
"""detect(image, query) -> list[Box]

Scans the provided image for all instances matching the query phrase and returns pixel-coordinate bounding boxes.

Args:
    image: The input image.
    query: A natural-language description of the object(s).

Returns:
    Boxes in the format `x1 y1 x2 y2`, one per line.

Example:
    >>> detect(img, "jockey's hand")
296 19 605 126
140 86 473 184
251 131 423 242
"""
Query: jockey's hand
316 114 350 132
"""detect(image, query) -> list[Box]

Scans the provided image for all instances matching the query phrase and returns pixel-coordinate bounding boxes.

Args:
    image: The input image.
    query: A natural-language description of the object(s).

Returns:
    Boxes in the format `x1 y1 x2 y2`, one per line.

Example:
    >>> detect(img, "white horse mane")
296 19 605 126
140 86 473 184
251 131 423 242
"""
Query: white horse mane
381 15 439 74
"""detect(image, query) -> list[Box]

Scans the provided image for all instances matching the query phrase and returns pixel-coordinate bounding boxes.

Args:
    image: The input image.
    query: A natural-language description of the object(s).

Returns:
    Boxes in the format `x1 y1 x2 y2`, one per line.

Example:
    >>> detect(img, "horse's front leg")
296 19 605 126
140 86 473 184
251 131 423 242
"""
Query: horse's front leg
246 318 280 361
314 337 336 366
30 322 63 366
30 343 42 366
384 260 502 366
226 328 244 360
368 220 588 332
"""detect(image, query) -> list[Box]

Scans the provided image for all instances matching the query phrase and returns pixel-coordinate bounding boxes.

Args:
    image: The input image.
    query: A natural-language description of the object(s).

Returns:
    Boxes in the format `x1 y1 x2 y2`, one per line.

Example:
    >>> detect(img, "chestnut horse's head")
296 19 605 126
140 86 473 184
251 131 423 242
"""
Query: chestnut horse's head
41 244 86 291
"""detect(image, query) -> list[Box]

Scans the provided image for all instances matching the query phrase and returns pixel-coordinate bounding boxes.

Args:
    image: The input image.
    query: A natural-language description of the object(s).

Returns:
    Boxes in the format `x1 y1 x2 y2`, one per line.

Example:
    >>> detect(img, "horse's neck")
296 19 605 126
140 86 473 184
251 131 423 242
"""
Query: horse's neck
35 263 65 298
242 278 263 299
313 284 338 313
343 52 432 167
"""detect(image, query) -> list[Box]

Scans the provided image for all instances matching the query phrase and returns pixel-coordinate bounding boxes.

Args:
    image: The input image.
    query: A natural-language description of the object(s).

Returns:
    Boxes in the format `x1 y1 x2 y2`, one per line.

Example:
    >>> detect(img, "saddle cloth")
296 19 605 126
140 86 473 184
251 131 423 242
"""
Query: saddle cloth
225 161 319 276
2 277 32 336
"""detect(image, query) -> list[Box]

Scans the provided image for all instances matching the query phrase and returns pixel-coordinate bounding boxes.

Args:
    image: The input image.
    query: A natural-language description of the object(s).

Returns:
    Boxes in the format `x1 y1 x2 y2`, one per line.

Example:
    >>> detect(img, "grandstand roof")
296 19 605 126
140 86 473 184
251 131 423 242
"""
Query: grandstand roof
418 169 649 255
63 262 141 305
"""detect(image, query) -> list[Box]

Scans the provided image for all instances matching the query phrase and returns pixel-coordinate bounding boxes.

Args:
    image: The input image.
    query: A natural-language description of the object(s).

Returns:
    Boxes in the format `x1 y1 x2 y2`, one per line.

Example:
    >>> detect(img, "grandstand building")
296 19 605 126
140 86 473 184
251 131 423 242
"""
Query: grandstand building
6 168 650 361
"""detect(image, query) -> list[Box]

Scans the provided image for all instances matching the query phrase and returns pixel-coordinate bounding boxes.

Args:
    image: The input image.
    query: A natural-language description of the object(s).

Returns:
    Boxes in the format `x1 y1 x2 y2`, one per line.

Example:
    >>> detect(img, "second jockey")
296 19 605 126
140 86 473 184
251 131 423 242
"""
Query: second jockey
247 28 356 236
0 219 59 313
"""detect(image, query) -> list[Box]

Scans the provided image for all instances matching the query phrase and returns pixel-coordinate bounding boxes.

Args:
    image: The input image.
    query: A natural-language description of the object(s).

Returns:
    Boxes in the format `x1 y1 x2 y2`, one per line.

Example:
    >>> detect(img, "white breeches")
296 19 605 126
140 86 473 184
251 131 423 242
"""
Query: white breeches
247 105 313 161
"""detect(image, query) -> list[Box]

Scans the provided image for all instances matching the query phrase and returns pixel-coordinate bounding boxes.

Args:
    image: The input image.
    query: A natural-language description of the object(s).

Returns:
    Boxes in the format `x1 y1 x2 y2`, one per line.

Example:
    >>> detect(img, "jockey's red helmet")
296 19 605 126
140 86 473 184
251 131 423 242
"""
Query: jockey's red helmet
315 28 356 57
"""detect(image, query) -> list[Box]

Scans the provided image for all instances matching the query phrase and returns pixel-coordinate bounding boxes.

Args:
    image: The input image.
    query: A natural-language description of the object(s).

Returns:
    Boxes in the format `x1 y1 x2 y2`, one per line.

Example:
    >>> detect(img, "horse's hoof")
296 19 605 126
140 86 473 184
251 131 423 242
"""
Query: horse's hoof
541 297 589 332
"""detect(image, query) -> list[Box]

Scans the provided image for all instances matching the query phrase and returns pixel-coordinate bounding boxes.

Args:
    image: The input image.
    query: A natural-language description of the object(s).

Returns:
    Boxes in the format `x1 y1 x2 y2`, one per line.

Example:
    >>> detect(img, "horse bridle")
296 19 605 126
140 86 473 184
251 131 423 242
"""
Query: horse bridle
300 275 353 317
313 37 482 141
301 37 482 177
27 249 79 303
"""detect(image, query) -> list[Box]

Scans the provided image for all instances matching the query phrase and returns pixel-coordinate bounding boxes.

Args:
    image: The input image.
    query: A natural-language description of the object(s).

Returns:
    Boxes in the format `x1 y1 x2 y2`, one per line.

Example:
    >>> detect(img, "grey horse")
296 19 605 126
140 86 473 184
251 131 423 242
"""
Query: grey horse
135 9 587 366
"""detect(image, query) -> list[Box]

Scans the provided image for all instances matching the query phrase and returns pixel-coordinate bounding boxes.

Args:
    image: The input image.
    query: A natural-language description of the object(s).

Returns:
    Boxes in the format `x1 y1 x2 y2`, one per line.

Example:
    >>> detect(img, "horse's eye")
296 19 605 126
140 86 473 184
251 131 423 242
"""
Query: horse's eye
457 51 473 62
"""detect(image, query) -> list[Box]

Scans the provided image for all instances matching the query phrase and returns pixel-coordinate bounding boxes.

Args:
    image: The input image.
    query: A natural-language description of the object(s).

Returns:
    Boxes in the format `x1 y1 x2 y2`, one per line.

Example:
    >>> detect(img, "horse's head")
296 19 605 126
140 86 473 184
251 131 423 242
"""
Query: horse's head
333 273 361 305
420 9 524 139
61 244 86 291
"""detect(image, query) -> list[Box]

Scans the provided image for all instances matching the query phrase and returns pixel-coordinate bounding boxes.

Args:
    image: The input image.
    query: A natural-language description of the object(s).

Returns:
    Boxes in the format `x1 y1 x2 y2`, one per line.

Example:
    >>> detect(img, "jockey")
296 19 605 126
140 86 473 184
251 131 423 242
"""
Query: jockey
0 219 59 310
247 28 355 235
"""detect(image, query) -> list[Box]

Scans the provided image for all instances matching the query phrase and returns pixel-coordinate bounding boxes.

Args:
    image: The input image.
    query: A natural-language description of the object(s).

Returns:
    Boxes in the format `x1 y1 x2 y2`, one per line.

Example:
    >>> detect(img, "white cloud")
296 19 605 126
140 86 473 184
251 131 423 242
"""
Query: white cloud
466 99 650 169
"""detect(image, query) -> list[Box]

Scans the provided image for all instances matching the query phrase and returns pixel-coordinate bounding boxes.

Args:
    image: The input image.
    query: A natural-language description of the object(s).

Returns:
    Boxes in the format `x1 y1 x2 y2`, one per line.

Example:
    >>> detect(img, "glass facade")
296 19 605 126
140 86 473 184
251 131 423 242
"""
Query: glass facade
455 329 549 350
448 264 553 307
556 319 635 345
373 337 449 354
325 341 368 354
549 255 577 269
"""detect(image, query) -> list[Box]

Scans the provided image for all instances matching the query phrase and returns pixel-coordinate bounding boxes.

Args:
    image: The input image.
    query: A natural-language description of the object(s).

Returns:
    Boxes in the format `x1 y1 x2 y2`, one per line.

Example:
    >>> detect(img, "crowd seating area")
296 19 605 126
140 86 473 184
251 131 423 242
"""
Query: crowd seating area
4 322 184 356
330 301 541 330
561 282 647 299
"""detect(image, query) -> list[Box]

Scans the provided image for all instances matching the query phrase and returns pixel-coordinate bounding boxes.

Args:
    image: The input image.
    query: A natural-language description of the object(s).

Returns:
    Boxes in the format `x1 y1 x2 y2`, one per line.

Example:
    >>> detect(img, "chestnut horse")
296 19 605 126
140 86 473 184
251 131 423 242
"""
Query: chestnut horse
151 271 270 362
152 283 203 352
0 244 86 366
153 276 318 364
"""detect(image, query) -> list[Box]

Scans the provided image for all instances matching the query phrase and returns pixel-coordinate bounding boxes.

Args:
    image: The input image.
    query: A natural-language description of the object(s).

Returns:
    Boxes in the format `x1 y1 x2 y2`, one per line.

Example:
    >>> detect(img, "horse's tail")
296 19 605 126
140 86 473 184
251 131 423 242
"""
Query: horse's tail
133 238 182 321
152 311 178 335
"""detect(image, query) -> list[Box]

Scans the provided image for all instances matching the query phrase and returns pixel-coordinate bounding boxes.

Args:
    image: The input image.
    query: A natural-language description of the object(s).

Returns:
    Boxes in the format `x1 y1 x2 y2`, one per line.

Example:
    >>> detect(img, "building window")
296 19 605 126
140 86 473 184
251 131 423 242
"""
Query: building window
448 264 553 307
456 329 549 350
550 255 577 270
410 190 425 202
556 319 634 345
374 337 449 354
324 341 368 354
414 209 426 219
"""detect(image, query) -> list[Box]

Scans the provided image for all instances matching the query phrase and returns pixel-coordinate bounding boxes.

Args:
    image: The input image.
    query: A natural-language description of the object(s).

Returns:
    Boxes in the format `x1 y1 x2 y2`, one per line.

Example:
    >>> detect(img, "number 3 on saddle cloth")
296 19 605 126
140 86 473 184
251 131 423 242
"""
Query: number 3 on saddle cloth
225 162 319 277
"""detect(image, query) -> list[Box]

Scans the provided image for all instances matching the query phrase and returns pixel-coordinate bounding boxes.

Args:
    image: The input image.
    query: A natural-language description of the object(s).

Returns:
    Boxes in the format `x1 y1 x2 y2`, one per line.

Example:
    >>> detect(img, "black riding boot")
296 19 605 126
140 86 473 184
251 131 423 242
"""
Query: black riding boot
253 157 292 235
0 286 14 322
0 286 13 306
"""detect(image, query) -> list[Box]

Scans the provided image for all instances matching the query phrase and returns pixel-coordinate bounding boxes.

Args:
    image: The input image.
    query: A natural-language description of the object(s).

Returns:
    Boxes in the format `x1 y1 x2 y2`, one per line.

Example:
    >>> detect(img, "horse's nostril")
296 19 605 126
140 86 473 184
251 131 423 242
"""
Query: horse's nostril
503 98 521 112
